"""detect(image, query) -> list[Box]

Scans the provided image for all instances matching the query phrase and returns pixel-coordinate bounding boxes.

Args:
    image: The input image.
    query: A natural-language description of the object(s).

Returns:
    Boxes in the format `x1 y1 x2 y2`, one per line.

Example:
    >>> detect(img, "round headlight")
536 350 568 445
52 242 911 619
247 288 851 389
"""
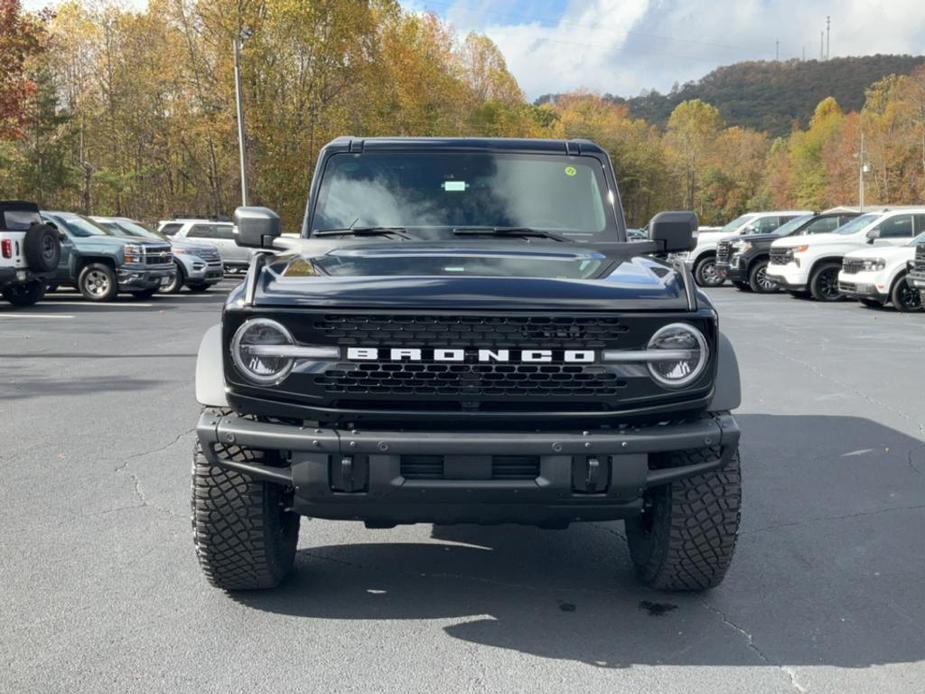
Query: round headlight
231 318 295 385
647 323 709 388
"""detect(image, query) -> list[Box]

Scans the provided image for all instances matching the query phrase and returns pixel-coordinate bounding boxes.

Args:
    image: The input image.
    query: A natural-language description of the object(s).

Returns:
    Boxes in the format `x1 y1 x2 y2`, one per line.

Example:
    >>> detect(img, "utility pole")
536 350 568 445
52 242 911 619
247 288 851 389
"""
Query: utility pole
775 40 779 61
826 16 831 59
820 31 824 60
859 131 866 211
233 28 254 207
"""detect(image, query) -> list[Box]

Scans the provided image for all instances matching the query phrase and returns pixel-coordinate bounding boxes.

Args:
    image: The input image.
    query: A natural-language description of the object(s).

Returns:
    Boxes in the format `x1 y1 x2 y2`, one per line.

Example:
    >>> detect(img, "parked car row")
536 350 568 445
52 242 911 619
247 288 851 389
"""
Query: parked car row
691 206 925 313
1 201 230 307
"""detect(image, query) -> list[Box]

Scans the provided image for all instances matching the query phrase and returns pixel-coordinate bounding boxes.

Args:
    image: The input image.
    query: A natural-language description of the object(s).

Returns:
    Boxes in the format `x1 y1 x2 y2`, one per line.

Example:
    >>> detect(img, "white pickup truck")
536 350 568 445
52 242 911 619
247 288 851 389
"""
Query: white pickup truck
685 211 811 287
839 229 925 311
767 208 925 301
0 201 61 307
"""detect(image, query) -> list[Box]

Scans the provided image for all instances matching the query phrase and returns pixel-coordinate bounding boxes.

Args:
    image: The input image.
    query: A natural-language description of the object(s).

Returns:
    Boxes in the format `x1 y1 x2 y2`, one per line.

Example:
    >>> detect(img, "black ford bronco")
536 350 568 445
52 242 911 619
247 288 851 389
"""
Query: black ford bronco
192 137 742 592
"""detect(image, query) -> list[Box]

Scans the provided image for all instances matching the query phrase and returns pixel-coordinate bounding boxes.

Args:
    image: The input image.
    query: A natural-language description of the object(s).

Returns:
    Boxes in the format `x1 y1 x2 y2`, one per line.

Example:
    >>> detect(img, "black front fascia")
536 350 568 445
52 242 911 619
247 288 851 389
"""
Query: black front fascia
223 306 717 425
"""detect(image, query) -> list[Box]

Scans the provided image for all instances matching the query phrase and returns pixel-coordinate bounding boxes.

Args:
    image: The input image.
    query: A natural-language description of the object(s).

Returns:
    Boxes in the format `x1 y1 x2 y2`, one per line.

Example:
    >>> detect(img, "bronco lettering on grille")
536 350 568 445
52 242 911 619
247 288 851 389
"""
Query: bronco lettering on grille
346 347 597 363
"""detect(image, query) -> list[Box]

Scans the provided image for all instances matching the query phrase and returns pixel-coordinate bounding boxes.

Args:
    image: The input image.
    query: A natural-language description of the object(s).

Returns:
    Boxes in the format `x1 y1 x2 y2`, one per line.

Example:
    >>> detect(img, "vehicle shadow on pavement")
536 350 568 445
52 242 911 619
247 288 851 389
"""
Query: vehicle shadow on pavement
233 414 925 669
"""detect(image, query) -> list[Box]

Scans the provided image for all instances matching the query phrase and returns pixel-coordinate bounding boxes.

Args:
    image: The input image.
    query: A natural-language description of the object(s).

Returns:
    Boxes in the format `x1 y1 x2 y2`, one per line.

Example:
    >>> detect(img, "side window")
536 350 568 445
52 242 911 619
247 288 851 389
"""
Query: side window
876 214 914 239
804 216 839 234
160 223 182 236
913 214 925 235
214 225 235 240
750 217 780 234
187 224 215 239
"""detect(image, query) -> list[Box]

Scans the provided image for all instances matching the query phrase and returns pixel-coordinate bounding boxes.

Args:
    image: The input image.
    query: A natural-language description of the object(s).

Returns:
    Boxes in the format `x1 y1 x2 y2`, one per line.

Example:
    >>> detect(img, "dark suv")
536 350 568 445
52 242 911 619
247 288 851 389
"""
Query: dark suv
191 137 743 593
716 211 860 292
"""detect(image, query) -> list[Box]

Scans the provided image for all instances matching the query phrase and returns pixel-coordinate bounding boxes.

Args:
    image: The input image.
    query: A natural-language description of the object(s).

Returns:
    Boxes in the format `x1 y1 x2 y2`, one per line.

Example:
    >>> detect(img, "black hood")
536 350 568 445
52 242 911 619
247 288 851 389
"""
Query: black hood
247 241 692 312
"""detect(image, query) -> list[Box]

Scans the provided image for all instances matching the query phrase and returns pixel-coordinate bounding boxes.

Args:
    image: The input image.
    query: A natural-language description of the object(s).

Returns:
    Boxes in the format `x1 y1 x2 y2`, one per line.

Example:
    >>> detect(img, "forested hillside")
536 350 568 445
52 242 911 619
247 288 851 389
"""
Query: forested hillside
1 1 924 228
539 55 925 137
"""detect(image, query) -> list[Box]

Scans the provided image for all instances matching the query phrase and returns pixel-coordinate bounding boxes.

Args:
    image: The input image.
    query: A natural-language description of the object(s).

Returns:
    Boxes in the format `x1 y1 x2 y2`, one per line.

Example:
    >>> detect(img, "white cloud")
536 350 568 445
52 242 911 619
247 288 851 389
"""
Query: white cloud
440 0 925 99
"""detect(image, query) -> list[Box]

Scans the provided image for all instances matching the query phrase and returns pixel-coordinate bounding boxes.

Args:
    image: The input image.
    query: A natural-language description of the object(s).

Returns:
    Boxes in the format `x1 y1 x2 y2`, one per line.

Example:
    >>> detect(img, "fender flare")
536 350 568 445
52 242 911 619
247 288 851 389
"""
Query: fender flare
709 331 741 412
196 324 229 407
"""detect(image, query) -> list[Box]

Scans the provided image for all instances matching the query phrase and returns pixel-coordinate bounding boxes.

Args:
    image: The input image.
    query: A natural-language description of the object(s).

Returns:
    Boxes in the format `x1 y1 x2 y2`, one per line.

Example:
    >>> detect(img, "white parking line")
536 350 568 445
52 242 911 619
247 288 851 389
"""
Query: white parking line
0 313 75 319
42 300 155 308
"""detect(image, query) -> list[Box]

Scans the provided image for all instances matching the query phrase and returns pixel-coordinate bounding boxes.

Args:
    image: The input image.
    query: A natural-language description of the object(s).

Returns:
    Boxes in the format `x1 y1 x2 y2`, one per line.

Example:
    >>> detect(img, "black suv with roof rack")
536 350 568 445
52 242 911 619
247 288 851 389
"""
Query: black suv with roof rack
716 210 860 293
191 137 743 593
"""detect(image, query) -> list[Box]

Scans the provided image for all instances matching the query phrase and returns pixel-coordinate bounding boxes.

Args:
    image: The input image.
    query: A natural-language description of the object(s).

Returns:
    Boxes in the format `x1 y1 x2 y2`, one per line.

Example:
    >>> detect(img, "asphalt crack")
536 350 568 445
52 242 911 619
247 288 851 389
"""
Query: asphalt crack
112 427 195 518
700 601 807 693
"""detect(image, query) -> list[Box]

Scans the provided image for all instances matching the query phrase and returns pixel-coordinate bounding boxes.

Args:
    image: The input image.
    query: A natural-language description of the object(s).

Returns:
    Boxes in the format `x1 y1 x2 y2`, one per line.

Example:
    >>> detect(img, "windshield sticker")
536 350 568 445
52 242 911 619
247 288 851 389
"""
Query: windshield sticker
442 181 467 192
564 166 577 177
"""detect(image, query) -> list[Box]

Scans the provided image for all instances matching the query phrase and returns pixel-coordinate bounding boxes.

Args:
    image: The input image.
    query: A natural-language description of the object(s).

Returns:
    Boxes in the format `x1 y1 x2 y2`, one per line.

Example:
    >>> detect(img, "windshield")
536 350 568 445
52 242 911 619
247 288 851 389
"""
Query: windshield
717 214 756 235
47 213 114 238
311 152 615 239
106 219 167 241
909 231 925 246
766 214 813 237
833 213 881 235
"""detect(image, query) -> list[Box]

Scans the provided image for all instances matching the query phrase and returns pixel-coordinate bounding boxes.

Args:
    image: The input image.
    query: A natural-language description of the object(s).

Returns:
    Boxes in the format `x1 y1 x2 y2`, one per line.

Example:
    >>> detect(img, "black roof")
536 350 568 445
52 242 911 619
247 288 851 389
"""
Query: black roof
322 136 607 156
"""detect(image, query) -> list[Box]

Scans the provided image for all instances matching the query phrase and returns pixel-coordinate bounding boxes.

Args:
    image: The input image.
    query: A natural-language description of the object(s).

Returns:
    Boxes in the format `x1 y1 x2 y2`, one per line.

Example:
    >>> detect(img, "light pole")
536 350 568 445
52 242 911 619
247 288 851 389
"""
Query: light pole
233 28 254 207
858 131 869 212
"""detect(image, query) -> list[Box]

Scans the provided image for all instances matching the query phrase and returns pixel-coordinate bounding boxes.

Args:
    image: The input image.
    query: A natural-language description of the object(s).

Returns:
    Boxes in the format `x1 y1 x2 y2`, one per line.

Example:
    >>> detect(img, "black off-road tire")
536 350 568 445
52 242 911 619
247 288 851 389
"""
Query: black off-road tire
626 447 741 591
192 417 299 591
694 255 724 287
890 274 922 313
2 281 45 307
23 223 61 272
809 262 843 302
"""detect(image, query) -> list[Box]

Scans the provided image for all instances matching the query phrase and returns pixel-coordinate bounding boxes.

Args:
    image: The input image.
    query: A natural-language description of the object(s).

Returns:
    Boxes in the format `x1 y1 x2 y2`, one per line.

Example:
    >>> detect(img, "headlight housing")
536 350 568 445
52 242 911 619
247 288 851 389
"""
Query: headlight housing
123 244 144 264
646 323 709 388
862 258 886 272
231 318 296 385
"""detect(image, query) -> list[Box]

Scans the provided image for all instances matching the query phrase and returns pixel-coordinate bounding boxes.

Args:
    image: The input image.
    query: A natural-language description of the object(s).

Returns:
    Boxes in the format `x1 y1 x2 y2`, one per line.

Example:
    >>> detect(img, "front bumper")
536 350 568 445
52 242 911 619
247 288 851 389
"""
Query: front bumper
765 262 806 292
197 411 740 526
118 265 176 290
837 270 887 300
181 257 224 284
716 254 748 282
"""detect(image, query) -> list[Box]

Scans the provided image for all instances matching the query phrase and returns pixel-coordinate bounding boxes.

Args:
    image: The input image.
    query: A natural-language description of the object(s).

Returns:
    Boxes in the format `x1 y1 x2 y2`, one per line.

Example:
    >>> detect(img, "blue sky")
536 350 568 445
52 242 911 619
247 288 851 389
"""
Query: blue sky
24 0 925 99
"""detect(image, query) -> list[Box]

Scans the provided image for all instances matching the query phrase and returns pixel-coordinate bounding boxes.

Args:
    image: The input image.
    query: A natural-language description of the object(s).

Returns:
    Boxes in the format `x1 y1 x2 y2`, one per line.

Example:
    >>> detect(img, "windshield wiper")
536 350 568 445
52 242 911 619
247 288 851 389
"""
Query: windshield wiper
314 226 411 239
452 226 568 242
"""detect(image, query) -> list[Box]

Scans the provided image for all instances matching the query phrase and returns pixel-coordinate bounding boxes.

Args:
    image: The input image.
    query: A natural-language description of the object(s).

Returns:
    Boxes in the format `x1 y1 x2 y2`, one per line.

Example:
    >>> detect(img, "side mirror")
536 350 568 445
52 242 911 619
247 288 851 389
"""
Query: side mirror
866 228 880 244
648 211 697 253
234 206 281 248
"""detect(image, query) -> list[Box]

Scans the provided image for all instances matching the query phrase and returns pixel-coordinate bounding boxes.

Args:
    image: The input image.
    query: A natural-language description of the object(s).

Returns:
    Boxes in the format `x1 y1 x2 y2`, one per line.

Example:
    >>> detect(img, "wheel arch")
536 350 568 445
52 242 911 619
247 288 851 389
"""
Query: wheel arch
196 324 230 407
708 331 741 412
77 255 117 273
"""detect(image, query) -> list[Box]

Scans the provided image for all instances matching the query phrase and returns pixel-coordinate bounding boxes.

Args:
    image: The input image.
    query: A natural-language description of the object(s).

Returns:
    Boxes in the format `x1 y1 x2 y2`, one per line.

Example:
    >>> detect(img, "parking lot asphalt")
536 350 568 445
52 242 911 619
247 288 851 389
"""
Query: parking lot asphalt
2 281 924 694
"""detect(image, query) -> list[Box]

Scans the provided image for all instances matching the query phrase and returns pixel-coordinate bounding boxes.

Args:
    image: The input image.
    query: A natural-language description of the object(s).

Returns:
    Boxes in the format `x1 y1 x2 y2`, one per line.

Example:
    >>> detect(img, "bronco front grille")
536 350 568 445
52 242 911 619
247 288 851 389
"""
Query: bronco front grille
314 361 628 397
841 258 864 275
310 314 630 348
716 241 732 264
769 248 792 265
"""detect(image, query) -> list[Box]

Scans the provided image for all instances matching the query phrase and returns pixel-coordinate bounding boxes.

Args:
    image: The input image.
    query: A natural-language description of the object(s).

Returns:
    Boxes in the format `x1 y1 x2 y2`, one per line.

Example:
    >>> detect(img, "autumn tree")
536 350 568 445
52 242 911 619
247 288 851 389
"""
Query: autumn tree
664 100 723 212
0 0 45 140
